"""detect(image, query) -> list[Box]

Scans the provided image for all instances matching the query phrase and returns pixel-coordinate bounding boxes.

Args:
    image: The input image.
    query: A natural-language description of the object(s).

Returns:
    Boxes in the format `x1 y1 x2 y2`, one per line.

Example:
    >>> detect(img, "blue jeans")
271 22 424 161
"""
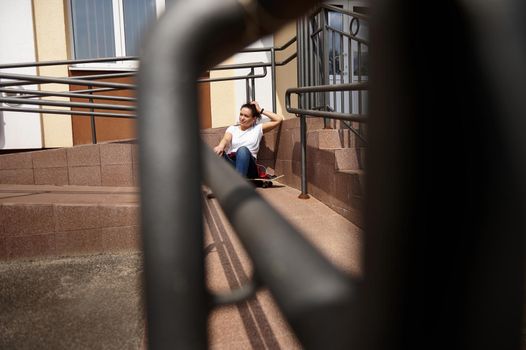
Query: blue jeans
223 146 258 178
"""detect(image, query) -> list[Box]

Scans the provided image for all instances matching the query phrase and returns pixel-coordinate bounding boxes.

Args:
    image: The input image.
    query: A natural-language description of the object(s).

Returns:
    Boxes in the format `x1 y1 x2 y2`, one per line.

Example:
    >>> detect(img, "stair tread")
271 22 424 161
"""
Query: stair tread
338 169 365 175
0 184 139 205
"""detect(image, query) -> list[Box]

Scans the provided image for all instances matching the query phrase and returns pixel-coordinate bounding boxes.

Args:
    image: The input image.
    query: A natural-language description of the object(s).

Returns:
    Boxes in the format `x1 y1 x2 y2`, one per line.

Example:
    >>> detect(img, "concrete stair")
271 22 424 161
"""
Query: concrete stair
0 184 140 261
0 140 141 261
303 122 367 227
0 166 363 349
0 140 139 187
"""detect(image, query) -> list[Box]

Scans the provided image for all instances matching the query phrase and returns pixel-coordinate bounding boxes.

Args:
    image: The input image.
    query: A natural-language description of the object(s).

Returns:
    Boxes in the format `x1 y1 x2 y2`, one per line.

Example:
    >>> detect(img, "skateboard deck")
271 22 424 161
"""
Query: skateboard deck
248 174 284 188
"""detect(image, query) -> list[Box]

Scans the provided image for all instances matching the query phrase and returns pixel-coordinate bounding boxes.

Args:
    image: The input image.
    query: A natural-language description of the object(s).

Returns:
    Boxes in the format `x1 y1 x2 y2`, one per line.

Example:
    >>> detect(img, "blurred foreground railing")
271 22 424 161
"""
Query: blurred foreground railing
137 0 358 349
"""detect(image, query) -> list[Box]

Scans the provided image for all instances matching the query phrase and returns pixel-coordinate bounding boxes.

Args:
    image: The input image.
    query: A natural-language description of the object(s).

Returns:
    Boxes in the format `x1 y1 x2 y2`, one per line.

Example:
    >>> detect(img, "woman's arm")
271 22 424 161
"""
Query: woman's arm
213 131 233 155
251 101 284 133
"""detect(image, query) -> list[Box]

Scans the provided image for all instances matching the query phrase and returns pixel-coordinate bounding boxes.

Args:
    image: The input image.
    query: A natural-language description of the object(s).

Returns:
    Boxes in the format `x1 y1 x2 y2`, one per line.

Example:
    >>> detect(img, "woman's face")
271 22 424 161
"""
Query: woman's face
239 107 255 129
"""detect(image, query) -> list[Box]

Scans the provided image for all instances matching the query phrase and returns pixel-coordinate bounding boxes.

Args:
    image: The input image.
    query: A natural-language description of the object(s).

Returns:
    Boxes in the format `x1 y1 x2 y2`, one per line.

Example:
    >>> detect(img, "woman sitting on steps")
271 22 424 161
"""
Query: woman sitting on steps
213 100 284 178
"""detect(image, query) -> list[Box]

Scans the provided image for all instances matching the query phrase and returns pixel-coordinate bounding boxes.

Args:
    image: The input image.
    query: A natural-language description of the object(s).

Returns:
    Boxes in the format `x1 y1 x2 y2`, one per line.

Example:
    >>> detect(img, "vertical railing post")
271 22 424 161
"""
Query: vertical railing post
271 47 277 112
321 8 330 128
250 68 256 101
298 114 310 199
245 73 251 102
88 85 97 144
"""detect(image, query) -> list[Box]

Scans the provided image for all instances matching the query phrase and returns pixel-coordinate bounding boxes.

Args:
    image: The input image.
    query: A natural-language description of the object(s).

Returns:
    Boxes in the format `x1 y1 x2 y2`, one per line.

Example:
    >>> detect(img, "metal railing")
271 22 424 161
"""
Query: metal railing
0 30 297 146
291 5 369 199
0 58 273 145
286 82 368 198
137 0 358 348
297 4 369 118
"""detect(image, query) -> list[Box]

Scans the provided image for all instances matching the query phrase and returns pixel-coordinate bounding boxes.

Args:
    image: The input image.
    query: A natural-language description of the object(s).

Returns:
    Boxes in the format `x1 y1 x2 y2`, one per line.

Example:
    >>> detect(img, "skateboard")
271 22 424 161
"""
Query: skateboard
248 174 284 188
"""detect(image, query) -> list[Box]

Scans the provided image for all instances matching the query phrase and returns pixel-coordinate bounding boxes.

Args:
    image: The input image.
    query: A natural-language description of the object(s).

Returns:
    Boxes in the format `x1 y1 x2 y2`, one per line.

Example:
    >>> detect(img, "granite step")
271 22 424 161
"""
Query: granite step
307 127 366 149
338 169 366 195
334 147 366 171
0 184 140 261
0 140 139 187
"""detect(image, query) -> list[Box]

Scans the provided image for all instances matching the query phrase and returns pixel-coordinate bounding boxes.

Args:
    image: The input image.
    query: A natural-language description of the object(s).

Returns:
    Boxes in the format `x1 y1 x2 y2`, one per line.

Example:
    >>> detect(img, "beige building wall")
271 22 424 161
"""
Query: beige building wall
210 22 299 128
209 57 237 128
274 21 298 120
32 0 73 148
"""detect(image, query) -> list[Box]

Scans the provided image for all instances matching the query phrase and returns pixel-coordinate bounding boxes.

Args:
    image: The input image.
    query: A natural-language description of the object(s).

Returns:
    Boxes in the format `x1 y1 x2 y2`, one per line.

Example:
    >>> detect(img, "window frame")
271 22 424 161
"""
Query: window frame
68 0 165 70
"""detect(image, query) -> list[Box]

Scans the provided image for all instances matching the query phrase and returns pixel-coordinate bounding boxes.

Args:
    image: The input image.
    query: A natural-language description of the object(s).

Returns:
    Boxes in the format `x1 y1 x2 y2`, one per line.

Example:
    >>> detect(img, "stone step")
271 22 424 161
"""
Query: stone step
338 169 366 196
0 184 140 261
307 128 365 149
0 140 138 187
334 148 366 171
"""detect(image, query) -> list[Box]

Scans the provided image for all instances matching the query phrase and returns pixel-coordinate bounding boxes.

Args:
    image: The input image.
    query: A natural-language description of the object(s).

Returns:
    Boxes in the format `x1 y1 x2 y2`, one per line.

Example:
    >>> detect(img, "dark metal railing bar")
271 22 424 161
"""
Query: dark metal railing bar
348 38 353 115
0 96 135 111
88 85 97 144
298 18 306 108
271 48 277 111
72 87 128 94
340 31 345 115
210 54 296 71
239 35 296 53
288 82 368 93
310 27 323 39
299 115 310 199
0 72 134 89
251 68 256 101
322 9 330 127
138 0 348 347
70 72 136 80
319 3 368 21
278 52 297 66
0 56 138 70
320 104 367 144
0 87 135 102
198 66 267 83
0 42 295 73
358 43 363 116
331 30 336 114
0 106 134 118
287 83 368 199
202 145 354 337
288 108 367 122
0 67 268 91
341 119 368 144
245 72 250 102
326 26 369 46
308 19 314 109
0 69 269 108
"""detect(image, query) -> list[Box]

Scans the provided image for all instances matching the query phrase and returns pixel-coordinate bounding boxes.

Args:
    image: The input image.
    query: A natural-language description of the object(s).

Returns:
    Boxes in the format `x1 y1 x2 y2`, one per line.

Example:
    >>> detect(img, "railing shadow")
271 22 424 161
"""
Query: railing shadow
202 194 283 349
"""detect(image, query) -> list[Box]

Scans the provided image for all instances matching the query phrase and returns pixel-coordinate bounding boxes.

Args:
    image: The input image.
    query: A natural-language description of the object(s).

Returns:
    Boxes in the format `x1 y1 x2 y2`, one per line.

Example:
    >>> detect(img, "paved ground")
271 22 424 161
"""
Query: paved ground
0 182 363 349
0 252 145 350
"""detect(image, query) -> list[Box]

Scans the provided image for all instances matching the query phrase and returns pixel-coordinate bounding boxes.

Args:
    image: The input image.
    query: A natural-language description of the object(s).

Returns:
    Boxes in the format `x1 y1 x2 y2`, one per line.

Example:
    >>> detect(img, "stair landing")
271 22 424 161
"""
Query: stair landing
0 182 362 349
0 184 140 261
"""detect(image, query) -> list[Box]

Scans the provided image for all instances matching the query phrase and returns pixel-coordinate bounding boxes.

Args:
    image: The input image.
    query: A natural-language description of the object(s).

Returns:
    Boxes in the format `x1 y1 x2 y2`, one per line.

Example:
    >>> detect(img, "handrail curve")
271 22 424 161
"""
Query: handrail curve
137 0 354 348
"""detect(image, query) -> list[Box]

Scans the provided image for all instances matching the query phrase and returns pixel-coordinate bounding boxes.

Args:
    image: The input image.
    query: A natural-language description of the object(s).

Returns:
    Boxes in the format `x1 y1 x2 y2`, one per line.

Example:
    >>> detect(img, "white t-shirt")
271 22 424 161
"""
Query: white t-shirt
226 123 263 158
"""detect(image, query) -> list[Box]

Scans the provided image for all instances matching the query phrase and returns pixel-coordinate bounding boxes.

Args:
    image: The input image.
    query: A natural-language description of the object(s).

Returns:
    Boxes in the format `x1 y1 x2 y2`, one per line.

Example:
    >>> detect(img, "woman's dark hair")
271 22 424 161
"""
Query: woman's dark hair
240 103 261 119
